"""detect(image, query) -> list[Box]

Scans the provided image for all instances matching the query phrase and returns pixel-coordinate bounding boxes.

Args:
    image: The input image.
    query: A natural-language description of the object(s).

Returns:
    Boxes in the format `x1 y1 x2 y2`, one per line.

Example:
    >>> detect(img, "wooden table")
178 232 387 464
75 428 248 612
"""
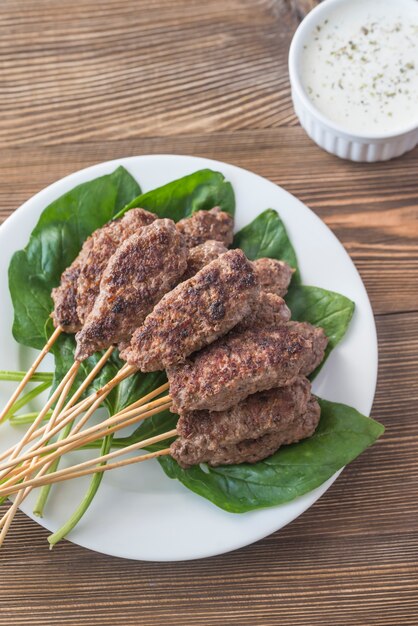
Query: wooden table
1 1 417 624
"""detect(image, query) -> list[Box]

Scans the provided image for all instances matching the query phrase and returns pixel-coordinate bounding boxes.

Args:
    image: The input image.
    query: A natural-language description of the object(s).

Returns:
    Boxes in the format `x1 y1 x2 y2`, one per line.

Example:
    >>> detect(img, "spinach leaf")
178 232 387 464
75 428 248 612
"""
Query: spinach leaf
151 399 383 513
286 285 355 376
9 167 141 350
116 169 235 221
233 209 299 282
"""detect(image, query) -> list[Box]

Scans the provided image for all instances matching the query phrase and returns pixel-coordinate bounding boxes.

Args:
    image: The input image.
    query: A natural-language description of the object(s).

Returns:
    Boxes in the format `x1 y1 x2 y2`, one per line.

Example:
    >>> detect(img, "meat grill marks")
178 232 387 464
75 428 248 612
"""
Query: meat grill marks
167 321 328 413
76 208 156 324
75 219 188 361
176 207 234 248
252 258 294 298
171 391 321 468
51 208 156 332
121 249 260 371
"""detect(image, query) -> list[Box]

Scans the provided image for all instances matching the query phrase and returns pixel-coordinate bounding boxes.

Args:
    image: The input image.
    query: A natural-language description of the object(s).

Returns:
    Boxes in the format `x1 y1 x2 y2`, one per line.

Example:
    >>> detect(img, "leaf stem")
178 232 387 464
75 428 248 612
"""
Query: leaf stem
0 371 53 383
1 380 52 424
33 420 74 517
9 411 52 426
47 434 113 547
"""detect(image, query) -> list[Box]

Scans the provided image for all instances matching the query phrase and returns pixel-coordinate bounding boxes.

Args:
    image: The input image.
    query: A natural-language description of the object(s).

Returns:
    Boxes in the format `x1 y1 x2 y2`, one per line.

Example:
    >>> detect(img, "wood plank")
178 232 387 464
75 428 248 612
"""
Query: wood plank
1 311 417 625
0 0 298 147
1 129 417 315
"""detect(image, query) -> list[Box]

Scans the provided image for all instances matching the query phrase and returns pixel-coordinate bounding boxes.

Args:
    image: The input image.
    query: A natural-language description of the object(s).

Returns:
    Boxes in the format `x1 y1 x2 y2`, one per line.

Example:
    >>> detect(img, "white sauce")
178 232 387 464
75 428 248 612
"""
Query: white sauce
300 0 418 134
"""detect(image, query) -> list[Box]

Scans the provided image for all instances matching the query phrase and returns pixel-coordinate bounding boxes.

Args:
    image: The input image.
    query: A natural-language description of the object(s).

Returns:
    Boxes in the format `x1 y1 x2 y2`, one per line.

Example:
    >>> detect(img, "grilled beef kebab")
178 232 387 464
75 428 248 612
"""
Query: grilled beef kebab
75 219 188 360
252 257 294 298
51 208 156 333
176 207 234 248
170 398 321 468
52 206 234 338
167 321 327 413
120 249 260 370
170 379 320 467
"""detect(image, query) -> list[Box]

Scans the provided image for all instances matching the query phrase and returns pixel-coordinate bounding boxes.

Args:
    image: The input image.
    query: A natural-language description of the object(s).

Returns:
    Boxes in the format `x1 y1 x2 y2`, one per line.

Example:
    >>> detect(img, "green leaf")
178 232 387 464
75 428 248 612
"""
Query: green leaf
9 167 141 349
233 209 299 281
286 285 355 377
156 399 384 513
116 169 235 221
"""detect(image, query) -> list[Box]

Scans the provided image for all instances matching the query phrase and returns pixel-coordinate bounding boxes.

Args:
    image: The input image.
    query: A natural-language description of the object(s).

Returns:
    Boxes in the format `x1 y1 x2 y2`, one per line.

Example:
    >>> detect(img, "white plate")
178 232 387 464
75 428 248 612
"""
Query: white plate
0 155 377 561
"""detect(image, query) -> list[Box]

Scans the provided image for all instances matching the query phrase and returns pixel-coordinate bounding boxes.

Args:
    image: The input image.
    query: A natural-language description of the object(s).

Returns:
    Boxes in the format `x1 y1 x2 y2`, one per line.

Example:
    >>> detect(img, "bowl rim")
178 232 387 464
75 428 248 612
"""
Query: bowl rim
288 0 418 141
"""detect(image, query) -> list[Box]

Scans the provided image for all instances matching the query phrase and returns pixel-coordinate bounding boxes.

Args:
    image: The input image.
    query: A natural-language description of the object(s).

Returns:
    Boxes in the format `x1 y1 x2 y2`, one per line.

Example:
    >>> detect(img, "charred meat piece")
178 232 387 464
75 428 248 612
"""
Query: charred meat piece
237 292 290 331
76 208 156 324
168 322 328 412
177 376 311 449
182 240 228 281
75 219 188 361
252 258 294 297
121 249 260 372
171 395 320 468
176 207 234 248
51 265 81 332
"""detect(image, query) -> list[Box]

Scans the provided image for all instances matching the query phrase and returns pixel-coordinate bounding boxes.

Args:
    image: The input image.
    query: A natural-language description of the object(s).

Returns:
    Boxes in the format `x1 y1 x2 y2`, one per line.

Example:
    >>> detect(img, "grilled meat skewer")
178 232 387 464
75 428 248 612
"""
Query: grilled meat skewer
176 376 311 450
52 206 233 335
171 381 320 468
252 257 294 298
167 321 328 413
121 249 260 371
176 207 234 248
75 220 188 360
52 208 156 333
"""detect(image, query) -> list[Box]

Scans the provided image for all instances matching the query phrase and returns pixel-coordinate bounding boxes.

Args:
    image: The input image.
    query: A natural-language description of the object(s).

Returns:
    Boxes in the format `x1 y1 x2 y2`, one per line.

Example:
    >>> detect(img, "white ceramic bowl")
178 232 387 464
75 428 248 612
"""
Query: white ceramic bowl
289 0 418 162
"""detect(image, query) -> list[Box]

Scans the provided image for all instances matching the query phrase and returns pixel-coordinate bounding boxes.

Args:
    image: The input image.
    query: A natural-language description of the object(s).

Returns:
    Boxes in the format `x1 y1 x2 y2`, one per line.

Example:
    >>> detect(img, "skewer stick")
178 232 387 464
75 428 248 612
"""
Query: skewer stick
1 400 172 491
116 382 170 418
0 364 79 544
0 354 116 526
0 387 171 477
0 347 116 465
0 361 80 482
17 378 169 452
0 433 175 497
0 327 62 424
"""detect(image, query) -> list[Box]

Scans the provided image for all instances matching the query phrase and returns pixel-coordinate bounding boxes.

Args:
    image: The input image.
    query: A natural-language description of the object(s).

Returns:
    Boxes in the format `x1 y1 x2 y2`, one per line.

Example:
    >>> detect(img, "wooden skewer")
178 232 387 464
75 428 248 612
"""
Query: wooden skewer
0 386 170 489
20 378 169 453
0 363 79 544
0 351 127 468
0 354 117 528
0 361 81 483
0 326 62 424
0 430 175 498
0 400 173 492
0 386 172 477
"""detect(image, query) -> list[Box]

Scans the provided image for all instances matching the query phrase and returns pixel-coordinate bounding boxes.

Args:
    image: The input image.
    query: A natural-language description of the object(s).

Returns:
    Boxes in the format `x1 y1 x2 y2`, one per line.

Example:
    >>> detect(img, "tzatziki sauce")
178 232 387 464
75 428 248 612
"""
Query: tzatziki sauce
300 0 418 134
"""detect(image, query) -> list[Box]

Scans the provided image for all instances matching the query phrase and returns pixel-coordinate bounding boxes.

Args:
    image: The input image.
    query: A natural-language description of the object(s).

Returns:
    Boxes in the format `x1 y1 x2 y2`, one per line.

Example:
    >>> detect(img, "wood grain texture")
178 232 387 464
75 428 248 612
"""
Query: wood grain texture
1 0 418 624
